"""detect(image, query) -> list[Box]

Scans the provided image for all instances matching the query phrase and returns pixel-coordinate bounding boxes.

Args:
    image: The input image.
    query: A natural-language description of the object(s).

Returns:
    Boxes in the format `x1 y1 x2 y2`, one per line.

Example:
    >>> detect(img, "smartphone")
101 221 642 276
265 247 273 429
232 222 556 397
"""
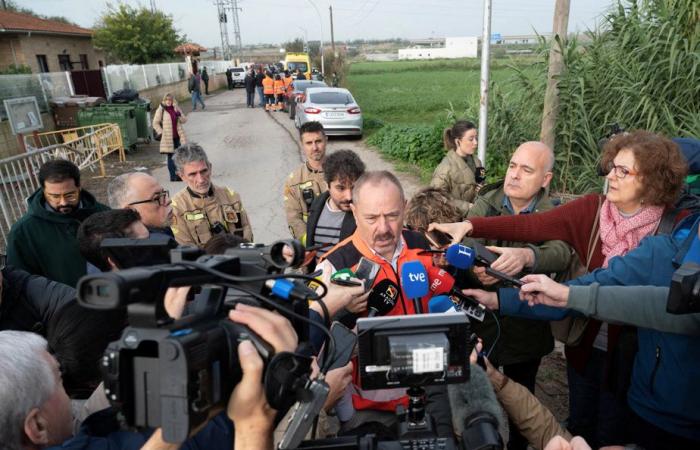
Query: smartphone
354 257 380 292
425 229 453 248
470 241 499 265
331 278 363 287
318 322 357 372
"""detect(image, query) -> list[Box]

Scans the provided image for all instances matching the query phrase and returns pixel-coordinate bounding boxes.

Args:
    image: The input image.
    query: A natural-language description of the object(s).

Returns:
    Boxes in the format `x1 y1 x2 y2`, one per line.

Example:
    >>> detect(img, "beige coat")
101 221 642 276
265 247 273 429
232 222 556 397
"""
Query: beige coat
152 94 187 154
430 150 483 217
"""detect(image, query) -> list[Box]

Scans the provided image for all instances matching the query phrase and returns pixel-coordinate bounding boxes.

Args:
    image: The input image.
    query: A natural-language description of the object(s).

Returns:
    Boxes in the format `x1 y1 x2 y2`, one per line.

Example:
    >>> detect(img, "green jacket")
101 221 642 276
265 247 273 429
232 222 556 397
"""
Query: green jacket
430 150 482 217
6 188 109 287
464 181 573 365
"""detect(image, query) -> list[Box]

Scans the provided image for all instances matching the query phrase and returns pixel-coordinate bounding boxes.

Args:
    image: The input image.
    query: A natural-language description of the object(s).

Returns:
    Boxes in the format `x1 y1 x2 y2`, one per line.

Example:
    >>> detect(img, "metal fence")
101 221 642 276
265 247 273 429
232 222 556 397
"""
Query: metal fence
0 123 125 251
101 60 231 97
0 72 74 119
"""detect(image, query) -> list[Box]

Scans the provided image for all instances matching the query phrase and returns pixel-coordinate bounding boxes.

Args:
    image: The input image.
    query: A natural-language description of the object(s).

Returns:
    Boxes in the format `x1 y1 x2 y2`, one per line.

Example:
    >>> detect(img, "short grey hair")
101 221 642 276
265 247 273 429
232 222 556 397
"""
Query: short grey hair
107 172 148 208
352 170 405 205
173 143 210 173
0 331 56 449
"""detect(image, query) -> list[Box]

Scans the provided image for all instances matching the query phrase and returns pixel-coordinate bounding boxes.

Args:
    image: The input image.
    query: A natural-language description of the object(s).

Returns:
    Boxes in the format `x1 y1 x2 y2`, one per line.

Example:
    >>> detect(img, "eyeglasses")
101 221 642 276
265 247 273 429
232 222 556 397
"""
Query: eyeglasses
0 254 6 271
605 162 638 179
128 190 170 206
44 191 79 202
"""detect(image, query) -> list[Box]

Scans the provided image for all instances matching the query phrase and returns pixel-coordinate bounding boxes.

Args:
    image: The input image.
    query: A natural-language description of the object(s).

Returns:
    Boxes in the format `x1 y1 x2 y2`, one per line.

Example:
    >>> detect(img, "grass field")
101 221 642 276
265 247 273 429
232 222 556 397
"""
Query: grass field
345 58 534 127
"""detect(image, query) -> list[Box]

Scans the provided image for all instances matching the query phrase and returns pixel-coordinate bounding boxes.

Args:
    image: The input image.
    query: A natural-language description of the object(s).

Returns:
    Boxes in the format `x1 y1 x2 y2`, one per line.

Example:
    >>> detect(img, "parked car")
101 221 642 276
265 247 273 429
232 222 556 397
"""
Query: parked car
230 67 245 87
286 79 327 119
294 87 363 137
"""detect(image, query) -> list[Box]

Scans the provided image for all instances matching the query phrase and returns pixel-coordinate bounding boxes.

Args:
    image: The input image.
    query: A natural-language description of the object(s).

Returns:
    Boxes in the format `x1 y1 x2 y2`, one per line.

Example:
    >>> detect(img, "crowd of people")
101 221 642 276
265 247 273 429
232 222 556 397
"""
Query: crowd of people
0 115 698 450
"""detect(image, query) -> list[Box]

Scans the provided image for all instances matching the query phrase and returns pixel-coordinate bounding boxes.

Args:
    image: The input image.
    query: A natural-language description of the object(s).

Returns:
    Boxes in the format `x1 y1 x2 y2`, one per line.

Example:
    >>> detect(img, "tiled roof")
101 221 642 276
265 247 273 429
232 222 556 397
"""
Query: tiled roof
0 10 93 36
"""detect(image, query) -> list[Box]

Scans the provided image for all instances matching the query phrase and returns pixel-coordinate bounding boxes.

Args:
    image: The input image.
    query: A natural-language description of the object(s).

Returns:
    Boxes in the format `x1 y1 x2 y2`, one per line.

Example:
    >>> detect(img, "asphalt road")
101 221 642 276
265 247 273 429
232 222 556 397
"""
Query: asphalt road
154 88 423 245
154 89 301 244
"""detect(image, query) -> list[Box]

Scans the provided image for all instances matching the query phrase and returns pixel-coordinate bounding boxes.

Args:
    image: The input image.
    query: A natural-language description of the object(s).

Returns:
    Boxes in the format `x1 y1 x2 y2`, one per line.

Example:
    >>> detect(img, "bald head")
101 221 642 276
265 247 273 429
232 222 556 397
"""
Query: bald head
107 172 172 229
504 141 555 208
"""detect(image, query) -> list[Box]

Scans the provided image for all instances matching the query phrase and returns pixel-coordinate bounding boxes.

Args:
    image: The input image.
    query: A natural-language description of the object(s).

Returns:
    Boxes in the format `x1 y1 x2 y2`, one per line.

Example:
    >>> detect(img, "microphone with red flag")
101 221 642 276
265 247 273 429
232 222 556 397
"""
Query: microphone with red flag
426 266 486 322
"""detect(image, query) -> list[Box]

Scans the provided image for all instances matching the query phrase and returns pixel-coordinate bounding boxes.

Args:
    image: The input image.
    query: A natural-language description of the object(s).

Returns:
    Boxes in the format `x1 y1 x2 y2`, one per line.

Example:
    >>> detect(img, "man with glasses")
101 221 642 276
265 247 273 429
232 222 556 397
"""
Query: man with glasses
107 172 174 237
6 159 109 287
171 143 253 247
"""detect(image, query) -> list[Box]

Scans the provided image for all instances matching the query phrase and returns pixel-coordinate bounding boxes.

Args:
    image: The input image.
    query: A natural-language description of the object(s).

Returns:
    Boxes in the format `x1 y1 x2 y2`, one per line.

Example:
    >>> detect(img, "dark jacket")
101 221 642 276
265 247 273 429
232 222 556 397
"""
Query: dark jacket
48 408 234 450
244 73 256 91
498 214 700 441
201 70 209 82
464 181 571 366
6 188 109 287
305 191 356 249
254 72 264 87
0 266 75 334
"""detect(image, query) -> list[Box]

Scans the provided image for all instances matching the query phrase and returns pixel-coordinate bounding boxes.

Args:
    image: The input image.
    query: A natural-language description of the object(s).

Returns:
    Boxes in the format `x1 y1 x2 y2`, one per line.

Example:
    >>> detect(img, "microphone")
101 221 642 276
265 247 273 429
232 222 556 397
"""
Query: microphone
400 260 429 314
367 279 399 317
426 267 486 322
448 365 504 449
445 243 524 287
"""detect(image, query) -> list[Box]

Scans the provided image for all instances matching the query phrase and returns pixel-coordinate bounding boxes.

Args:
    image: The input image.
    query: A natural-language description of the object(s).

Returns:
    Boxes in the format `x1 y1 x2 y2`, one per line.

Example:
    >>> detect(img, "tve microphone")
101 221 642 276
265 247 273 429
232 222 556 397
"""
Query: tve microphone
445 243 524 287
448 365 504 450
367 279 399 317
400 260 429 314
427 267 486 322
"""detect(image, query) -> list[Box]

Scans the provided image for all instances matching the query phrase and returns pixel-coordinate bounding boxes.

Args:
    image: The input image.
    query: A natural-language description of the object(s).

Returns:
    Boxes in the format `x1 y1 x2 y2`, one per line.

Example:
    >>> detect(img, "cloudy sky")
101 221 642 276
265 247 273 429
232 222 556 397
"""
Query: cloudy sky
21 0 616 48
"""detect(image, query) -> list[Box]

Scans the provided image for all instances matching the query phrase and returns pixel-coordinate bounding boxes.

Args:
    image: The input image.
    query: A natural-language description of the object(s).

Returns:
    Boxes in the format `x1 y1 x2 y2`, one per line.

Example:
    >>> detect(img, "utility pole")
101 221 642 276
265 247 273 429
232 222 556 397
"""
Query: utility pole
540 0 570 150
230 0 243 61
477 0 492 167
329 5 336 57
1 0 7 10
150 0 157 12
216 0 231 60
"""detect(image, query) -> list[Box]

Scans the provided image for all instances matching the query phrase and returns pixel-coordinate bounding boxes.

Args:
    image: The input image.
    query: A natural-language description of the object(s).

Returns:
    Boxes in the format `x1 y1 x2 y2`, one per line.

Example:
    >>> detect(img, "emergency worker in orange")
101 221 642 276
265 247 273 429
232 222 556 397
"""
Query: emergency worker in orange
282 70 294 111
273 74 286 111
313 171 453 437
262 71 275 111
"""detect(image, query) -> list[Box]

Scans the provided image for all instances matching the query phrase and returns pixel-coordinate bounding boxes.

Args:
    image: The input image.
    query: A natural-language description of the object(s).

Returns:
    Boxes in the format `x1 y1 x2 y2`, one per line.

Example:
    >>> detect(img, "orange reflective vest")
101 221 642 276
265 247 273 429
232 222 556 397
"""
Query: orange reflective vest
262 77 274 94
273 79 285 95
321 229 435 413
283 76 294 94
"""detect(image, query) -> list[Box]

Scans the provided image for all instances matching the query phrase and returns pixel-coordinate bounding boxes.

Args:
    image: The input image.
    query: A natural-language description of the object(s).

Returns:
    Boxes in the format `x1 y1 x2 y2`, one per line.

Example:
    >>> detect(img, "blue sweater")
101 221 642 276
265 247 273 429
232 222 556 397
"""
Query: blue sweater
497 214 700 440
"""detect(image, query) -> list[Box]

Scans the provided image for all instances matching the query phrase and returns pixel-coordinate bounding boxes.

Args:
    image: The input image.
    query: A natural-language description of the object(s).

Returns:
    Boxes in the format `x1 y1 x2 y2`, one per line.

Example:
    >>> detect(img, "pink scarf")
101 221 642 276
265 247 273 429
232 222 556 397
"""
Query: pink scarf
599 199 664 267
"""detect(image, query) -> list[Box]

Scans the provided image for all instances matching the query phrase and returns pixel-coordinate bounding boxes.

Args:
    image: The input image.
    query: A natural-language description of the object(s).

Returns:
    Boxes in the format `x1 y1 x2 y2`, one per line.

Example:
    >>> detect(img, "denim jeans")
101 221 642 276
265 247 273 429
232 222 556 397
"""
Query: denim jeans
246 90 255 107
166 138 181 181
256 86 264 106
191 91 205 110
566 349 630 447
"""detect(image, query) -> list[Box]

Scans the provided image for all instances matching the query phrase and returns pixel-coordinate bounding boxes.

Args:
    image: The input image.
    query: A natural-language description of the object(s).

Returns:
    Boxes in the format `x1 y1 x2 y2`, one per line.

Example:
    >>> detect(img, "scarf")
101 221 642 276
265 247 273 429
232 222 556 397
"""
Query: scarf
164 105 180 141
599 199 664 267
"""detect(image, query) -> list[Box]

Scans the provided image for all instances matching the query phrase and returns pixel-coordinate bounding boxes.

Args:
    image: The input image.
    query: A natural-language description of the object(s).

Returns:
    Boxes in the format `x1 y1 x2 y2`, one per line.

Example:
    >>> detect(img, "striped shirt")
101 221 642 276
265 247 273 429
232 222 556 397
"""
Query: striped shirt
315 199 346 257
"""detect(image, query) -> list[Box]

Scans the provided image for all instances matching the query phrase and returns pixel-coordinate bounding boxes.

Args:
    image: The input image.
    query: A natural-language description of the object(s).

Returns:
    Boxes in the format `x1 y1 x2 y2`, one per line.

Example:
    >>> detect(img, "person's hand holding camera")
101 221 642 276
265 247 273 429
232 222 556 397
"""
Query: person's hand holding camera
226 304 299 450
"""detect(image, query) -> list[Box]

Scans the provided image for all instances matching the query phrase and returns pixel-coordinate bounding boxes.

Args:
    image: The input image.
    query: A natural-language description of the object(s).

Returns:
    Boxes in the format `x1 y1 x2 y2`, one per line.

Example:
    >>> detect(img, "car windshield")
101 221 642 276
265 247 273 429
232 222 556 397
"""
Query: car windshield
309 92 354 105
232 68 244 73
287 62 308 73
296 81 326 91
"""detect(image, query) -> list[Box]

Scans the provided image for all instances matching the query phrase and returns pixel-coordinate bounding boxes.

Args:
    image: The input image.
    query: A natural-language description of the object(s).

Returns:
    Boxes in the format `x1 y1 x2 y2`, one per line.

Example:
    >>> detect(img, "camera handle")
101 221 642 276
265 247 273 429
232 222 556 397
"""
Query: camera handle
396 386 435 440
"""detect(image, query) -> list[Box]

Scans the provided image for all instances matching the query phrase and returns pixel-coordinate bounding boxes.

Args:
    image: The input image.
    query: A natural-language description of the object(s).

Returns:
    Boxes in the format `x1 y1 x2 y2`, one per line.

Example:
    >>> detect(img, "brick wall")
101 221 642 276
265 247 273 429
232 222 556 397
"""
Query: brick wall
0 37 25 70
14 34 105 73
0 111 55 158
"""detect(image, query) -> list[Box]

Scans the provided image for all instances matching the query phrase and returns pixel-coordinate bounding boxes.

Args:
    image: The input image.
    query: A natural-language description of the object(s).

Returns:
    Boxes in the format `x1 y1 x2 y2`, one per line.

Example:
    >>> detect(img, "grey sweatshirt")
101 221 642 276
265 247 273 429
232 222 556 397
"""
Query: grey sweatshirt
568 283 700 336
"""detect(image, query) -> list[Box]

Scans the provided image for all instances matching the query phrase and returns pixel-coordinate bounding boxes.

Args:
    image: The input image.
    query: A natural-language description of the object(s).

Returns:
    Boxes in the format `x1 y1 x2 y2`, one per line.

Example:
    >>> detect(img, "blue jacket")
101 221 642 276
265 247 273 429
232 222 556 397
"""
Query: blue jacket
497 214 700 440
48 408 233 450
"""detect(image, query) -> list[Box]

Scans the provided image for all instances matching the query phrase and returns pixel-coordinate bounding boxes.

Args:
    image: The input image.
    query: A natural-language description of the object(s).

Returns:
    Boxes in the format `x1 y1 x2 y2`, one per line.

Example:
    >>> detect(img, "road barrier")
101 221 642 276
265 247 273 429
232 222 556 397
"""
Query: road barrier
0 124 124 251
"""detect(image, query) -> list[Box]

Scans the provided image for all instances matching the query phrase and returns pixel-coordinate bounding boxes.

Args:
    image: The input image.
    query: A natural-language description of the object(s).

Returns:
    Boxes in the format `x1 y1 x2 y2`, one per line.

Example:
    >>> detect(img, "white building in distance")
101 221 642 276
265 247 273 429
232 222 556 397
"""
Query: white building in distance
398 36 478 60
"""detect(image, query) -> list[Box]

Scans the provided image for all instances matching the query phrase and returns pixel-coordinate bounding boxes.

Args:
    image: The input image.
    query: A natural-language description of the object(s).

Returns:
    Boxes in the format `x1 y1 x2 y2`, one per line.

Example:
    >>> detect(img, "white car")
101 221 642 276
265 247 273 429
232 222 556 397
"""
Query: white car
294 87 363 137
230 67 245 87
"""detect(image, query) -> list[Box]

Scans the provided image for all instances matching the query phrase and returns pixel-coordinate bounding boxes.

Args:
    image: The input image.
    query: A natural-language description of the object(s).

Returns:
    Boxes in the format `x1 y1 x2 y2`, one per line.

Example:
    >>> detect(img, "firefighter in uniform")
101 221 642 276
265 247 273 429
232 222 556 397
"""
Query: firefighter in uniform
283 121 329 243
170 144 253 247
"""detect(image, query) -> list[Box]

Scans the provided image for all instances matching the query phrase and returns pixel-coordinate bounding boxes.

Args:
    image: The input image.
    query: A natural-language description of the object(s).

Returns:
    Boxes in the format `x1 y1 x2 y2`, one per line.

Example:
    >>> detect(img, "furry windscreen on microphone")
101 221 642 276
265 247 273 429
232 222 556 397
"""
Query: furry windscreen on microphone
447 364 504 433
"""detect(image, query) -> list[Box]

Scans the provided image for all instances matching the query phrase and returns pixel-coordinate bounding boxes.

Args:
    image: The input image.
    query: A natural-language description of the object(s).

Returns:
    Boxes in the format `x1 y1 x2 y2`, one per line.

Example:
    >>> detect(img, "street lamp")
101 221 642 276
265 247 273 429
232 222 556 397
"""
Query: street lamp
298 26 309 52
305 0 325 75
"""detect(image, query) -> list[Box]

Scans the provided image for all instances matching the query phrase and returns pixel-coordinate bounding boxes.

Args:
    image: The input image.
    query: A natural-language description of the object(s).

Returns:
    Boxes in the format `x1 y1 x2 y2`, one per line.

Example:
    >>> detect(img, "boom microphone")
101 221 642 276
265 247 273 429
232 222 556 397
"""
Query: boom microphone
448 365 504 449
426 267 486 322
445 243 524 287
400 260 429 314
367 279 399 317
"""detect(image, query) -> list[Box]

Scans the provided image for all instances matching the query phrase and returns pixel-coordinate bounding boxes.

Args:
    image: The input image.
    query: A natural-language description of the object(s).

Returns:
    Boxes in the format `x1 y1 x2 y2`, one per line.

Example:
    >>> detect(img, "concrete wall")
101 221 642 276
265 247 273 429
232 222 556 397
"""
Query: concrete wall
0 33 105 73
0 111 55 158
398 36 478 60
139 73 227 109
